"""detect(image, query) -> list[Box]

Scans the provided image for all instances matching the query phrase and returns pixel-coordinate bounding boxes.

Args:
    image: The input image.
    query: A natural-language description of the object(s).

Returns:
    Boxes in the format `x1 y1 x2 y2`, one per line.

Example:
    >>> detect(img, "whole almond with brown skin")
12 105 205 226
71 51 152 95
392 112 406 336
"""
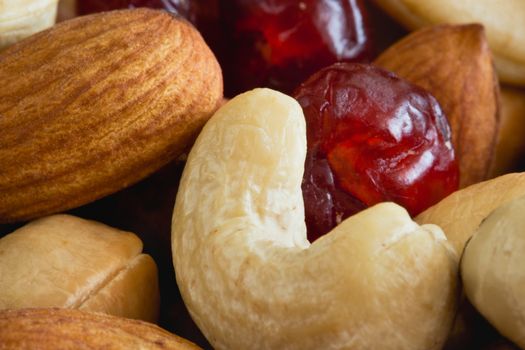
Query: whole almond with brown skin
371 0 525 86
0 308 201 349
0 8 223 223
375 24 500 188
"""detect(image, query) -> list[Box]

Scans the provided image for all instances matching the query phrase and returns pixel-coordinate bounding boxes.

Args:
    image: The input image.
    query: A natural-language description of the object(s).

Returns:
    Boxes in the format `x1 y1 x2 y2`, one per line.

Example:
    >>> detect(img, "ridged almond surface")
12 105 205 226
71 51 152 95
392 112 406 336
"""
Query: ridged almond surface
371 0 525 86
0 308 200 350
375 24 500 188
0 215 159 323
0 8 223 223
416 172 525 255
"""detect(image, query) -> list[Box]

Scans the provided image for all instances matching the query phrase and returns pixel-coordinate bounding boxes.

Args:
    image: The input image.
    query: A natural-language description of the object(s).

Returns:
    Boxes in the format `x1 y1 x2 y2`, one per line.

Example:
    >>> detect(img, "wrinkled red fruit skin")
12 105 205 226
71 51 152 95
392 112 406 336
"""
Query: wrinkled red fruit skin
220 0 373 96
294 63 459 242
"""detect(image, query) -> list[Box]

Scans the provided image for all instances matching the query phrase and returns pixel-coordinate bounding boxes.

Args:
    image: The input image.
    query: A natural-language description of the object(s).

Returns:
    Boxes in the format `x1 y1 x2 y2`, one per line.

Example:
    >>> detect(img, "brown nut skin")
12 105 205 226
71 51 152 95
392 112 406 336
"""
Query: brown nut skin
0 215 159 323
0 0 58 49
0 308 201 350
371 0 525 86
375 24 500 188
0 8 223 223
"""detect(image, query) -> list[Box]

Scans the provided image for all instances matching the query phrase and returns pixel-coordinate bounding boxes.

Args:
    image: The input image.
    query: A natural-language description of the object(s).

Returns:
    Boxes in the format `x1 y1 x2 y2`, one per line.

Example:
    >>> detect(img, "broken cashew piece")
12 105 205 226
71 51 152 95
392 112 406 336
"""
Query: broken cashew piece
461 195 525 349
172 88 459 350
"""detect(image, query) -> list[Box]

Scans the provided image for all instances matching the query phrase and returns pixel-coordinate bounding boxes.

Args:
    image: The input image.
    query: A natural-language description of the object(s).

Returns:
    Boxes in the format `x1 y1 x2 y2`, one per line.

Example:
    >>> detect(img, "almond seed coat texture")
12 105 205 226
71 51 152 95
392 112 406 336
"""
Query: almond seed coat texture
0 8 223 223
0 308 201 349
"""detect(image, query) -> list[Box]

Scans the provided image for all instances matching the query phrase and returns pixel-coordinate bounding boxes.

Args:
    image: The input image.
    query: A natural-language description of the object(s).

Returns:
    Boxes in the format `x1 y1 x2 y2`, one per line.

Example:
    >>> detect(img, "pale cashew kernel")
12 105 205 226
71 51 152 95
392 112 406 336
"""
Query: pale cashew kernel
172 88 458 350
462 195 525 349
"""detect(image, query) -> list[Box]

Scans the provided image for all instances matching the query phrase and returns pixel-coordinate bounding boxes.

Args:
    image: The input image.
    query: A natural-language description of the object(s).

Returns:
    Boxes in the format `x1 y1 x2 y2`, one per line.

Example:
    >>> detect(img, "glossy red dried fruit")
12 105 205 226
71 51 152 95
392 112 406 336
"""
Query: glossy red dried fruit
294 63 459 241
220 0 373 96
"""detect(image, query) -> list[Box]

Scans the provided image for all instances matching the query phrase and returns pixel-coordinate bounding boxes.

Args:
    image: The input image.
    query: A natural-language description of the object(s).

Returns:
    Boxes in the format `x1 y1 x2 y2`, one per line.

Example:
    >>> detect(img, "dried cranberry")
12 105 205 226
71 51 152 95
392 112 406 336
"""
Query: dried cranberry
294 63 459 242
220 0 373 96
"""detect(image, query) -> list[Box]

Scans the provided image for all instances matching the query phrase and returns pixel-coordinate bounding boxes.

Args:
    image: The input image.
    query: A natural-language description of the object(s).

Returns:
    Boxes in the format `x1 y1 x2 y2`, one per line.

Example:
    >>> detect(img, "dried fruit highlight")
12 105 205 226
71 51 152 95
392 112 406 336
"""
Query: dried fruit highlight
294 63 459 240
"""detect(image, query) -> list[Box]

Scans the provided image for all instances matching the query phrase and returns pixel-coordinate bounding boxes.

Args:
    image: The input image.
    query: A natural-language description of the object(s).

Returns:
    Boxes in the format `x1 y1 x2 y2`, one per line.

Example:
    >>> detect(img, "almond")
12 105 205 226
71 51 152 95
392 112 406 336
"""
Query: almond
57 0 76 22
371 0 525 86
375 24 500 188
0 9 223 223
0 308 200 349
461 195 525 349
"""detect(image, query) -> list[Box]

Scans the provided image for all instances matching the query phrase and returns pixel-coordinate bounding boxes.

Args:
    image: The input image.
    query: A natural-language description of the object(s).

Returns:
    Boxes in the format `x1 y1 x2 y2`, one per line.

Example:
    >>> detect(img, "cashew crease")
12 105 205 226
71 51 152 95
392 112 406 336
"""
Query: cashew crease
0 214 159 322
172 88 458 350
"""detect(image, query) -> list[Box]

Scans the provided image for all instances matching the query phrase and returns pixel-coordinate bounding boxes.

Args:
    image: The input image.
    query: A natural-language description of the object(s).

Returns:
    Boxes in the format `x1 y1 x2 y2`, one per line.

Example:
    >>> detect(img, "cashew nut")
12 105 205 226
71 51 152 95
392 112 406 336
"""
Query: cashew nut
416 173 525 255
461 195 525 349
172 88 458 350
0 214 159 322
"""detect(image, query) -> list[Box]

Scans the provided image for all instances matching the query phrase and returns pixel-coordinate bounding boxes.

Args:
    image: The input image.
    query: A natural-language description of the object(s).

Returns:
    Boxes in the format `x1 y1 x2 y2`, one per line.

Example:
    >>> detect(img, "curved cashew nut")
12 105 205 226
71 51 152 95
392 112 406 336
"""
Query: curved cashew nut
462 195 525 349
172 88 458 350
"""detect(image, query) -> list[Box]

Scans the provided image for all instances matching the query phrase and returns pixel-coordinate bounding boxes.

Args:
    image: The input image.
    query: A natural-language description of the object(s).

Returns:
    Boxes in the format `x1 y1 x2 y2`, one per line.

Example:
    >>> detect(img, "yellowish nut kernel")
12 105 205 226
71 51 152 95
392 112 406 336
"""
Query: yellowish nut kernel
0 0 58 49
461 195 525 349
0 9 223 223
172 88 459 350
0 308 201 350
0 214 159 323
